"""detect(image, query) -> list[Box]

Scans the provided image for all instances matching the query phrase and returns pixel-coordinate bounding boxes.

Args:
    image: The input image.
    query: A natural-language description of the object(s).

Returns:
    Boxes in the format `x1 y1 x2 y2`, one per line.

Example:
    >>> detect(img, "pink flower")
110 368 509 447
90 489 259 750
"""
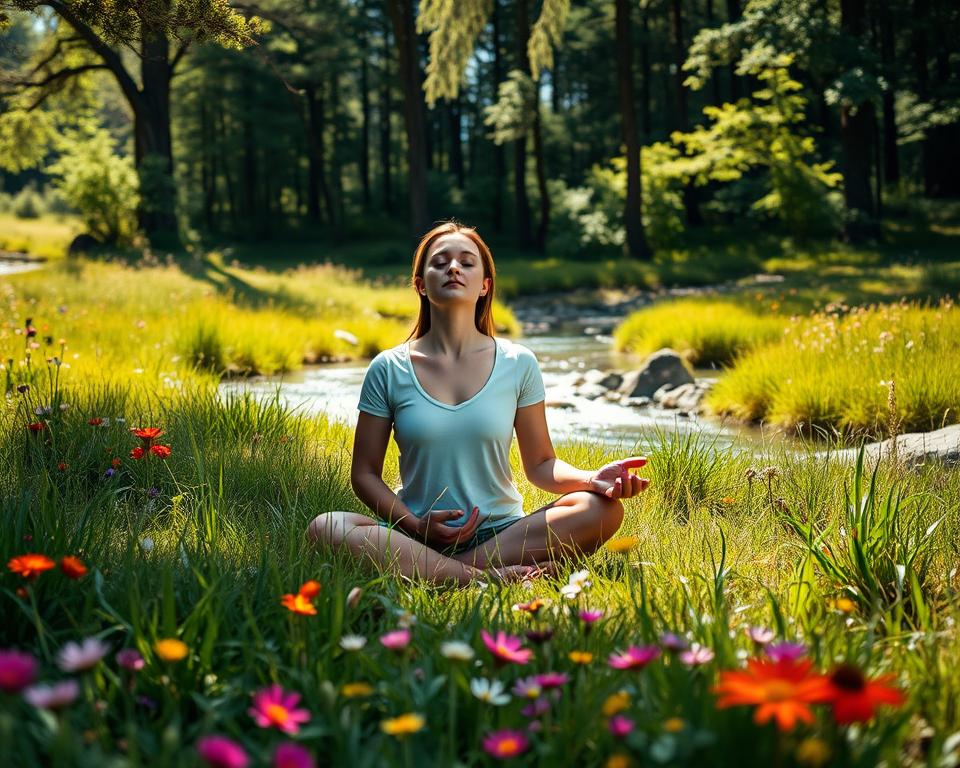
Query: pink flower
578 609 604 624
116 648 145 672
481 629 533 666
197 735 249 768
608 714 635 738
608 645 660 671
249 684 311 734
24 679 79 710
482 729 530 759
521 697 551 718
379 629 411 651
273 742 315 768
0 649 37 693
746 626 775 645
57 637 109 672
659 632 688 652
766 641 807 662
534 672 570 689
678 643 715 666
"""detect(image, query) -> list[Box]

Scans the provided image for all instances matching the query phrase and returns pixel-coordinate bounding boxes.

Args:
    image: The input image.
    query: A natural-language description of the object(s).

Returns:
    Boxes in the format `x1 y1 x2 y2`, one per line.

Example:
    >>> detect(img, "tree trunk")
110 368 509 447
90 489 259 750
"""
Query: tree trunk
922 0 960 197
387 0 429 236
492 0 506 232
670 0 703 226
616 0 652 259
240 72 259 235
640 7 652 138
380 14 393 212
360 46 372 210
879 2 900 185
514 0 533 249
840 0 879 241
532 90 549 252
216 103 239 231
330 70 345 231
449 97 464 189
726 0 742 100
306 84 336 225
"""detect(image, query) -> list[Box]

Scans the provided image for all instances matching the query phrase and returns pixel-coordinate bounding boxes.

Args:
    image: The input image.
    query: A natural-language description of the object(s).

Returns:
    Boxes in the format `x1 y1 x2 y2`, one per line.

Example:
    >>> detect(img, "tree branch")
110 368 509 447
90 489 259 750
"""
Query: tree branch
170 36 192 73
8 63 107 91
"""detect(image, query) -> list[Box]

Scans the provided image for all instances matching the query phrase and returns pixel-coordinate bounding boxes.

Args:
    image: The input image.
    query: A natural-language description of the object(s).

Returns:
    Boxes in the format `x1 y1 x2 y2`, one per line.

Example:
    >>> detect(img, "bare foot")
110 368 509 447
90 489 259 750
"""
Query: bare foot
484 564 541 583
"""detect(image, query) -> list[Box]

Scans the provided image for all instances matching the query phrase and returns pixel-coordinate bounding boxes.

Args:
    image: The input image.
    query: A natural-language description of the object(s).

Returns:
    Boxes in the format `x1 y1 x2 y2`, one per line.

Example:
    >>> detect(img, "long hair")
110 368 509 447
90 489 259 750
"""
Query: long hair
406 221 497 340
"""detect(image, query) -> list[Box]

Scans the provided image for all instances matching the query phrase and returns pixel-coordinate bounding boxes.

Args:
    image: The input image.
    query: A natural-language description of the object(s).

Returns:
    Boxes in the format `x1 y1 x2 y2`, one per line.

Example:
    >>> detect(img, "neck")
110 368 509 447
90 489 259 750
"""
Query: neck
419 306 488 358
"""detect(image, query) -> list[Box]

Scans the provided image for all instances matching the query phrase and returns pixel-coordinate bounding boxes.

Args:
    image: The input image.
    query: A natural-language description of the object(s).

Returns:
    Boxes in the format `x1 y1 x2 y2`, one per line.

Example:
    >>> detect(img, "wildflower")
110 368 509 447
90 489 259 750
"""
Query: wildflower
766 642 807 663
513 598 547 615
87 418 104 426
560 582 583 599
471 677 510 706
154 638 189 662
130 447 145 460
150 445 171 459
34 405 52 417
795 737 831 767
132 427 164 445
659 632 688 652
579 609 604 624
341 682 374 698
346 586 363 609
746 626 775 646
440 640 475 662
57 462 67 472
298 580 321 598
7 553 55 580
512 676 543 700
831 597 856 614
481 629 533 665
721 496 736 505
662 717 685 733
761 466 780 480
679 644 715 666
273 742 315 768
713 657 832 732
116 649 145 672
521 697 551 718
57 637 109 672
197 736 249 768
148 487 160 499
60 556 88 580
482 729 529 759
111 457 121 468
140 537 154 553
17 384 29 394
825 664 905 724
249 684 311 734
26 422 45 433
608 714 635 738
606 755 631 768
280 593 317 616
104 468 116 479
0 650 37 693
534 672 570 689
24 679 79 710
608 645 660 671
602 691 630 717
380 712 425 737
379 629 411 651
606 535 639 553
396 610 418 628
525 628 554 644
339 635 367 651
568 650 593 665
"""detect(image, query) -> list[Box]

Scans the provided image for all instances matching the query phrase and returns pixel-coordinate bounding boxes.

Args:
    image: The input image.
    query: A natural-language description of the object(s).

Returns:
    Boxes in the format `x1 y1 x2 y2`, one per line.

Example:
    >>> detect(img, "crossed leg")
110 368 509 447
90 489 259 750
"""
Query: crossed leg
306 490 624 586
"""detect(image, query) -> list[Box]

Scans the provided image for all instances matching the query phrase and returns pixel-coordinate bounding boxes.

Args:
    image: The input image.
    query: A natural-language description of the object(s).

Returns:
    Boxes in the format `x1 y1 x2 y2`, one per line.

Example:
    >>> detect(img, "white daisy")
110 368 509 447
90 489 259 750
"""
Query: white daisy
470 677 510 706
339 634 367 651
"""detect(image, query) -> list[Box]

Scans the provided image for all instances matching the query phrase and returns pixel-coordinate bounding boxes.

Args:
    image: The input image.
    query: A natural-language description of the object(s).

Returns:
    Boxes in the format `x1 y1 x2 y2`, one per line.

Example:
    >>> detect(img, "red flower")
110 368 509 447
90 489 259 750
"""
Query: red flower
150 444 171 459
57 462 68 472
132 427 163 445
130 447 145 460
111 457 122 468
298 580 321 599
7 553 56 580
27 422 45 433
826 665 905 724
87 418 104 426
281 593 317 616
60 556 88 579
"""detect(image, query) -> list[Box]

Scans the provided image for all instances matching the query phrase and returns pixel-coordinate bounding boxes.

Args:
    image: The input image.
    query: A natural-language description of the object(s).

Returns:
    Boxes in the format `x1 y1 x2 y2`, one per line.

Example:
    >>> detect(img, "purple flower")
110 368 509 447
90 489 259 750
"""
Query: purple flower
608 714 635 738
24 680 79 710
659 632 689 652
765 641 807 662
511 676 543 700
578 609 604 624
273 742 315 768
197 735 249 768
148 487 160 499
0 649 37 693
521 697 552 718
57 637 109 672
678 643 715 666
104 468 116 479
745 626 775 646
116 648 145 672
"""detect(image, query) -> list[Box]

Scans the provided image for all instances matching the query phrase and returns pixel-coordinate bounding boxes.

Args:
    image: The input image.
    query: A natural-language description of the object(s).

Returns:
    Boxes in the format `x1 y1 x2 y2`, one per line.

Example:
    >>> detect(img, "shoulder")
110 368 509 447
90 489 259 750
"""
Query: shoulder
495 336 539 365
367 342 410 371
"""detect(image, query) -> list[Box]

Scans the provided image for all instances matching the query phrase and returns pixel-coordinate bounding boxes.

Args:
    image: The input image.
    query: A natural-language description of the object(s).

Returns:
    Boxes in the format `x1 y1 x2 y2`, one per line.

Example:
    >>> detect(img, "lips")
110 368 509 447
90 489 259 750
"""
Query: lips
443 280 465 287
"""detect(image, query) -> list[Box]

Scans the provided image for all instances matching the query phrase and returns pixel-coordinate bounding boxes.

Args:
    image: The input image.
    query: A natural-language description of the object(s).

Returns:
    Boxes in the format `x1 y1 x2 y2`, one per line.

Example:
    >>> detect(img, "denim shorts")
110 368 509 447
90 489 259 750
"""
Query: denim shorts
376 515 524 556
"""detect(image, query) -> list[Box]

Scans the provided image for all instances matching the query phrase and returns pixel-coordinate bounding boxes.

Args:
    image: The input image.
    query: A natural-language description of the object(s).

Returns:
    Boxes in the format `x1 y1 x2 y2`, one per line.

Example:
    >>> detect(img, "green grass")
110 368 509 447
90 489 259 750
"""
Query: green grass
613 299 788 366
2 375 959 766
0 213 81 260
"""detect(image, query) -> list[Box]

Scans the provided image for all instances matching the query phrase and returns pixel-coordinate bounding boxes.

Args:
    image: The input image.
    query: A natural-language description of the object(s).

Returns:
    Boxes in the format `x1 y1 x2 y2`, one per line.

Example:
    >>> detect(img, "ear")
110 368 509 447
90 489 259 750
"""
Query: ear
480 277 492 296
414 276 426 296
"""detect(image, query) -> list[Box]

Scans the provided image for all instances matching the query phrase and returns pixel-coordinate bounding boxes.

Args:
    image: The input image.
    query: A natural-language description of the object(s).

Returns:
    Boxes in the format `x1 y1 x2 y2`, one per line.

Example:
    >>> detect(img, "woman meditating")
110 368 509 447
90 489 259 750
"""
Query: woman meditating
307 222 650 584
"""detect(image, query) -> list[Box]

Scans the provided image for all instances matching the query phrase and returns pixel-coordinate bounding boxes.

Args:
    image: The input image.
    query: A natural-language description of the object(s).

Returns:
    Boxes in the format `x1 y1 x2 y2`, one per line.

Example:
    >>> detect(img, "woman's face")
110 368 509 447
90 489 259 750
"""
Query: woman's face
417 233 491 307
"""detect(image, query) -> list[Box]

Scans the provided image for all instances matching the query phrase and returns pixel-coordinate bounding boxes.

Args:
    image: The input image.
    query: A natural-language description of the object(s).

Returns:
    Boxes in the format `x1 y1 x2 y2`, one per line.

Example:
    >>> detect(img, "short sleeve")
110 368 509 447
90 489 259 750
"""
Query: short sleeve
357 353 392 418
516 345 546 408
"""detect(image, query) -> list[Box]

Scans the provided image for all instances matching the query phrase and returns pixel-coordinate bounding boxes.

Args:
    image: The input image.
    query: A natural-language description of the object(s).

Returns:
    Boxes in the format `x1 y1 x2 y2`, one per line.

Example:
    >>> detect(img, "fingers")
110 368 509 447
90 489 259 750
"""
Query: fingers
619 456 648 470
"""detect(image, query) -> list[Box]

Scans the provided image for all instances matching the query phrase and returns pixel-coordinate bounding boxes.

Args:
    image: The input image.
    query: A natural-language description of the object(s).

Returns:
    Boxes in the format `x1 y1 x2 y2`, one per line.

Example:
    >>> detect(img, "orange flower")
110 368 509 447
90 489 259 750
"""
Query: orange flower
825 665 905 724
132 427 163 444
281 593 317 616
298 580 321 599
60 556 88 579
713 658 832 732
130 447 145 460
149 445 171 459
111 457 122 468
7 553 56 580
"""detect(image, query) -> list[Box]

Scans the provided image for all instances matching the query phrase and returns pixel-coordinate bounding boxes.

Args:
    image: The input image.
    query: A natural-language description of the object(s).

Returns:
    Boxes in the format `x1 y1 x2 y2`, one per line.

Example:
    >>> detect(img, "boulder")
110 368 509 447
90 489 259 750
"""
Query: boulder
581 368 623 390
618 348 694 399
854 424 960 467
67 233 101 256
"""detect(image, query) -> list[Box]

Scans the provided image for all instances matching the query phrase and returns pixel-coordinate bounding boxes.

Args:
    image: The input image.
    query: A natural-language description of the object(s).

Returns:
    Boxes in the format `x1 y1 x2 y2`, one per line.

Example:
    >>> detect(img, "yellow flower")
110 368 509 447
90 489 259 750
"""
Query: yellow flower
606 536 639 554
795 737 831 767
832 597 856 614
721 496 736 505
662 717 685 733
380 712 425 737
154 638 188 662
602 691 631 717
606 754 632 768
341 682 374 698
568 650 593 665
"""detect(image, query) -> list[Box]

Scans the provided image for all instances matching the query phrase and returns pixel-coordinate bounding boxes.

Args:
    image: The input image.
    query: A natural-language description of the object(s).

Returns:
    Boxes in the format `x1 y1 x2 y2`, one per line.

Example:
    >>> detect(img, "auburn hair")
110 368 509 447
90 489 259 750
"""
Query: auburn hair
406 221 497 340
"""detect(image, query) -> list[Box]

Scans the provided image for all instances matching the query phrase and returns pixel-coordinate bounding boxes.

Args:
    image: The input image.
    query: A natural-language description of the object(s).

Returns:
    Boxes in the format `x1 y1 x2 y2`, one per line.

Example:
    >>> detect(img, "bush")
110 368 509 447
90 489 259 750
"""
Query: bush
11 184 44 219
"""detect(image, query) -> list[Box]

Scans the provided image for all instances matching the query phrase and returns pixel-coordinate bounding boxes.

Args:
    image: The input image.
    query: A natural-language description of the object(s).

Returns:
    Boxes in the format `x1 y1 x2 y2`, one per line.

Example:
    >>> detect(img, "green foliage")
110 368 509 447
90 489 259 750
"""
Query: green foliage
484 70 537 144
0 109 54 173
45 124 139 244
10 182 43 219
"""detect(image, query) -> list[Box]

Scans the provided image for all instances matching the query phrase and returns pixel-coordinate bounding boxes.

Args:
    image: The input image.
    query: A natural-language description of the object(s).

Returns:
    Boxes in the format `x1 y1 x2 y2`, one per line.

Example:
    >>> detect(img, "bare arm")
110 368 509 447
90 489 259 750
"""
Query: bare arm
514 401 593 493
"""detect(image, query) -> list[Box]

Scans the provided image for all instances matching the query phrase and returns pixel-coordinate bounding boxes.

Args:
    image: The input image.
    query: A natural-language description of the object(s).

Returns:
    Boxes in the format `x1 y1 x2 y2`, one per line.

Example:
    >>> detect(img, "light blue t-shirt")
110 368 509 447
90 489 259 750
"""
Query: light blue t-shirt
357 336 546 533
